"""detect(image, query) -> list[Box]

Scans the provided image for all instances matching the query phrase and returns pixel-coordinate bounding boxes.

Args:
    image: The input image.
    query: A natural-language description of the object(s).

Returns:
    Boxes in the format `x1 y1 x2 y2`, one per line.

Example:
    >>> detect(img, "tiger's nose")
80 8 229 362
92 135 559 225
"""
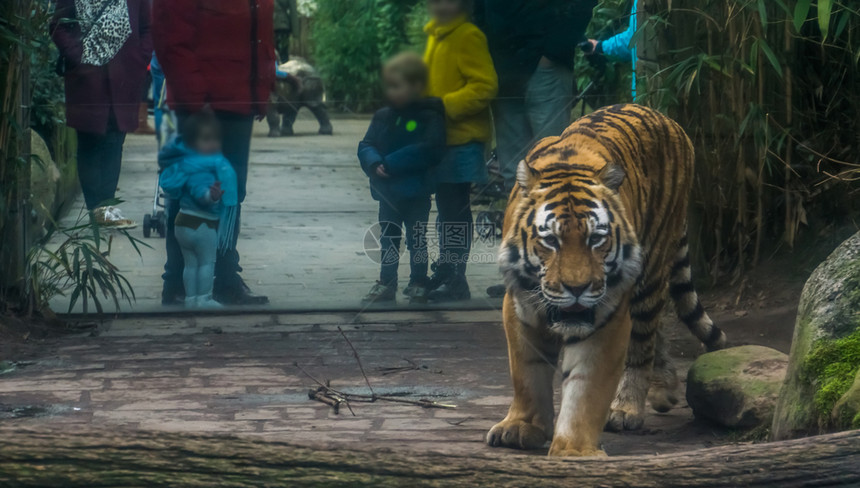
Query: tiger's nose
564 283 590 297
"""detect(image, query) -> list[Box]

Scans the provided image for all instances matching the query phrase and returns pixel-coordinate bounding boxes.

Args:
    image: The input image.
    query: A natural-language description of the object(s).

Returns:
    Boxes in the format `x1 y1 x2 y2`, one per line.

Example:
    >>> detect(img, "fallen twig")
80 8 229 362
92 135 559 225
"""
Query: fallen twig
303 384 456 411
337 326 375 398
293 355 457 414
377 358 420 376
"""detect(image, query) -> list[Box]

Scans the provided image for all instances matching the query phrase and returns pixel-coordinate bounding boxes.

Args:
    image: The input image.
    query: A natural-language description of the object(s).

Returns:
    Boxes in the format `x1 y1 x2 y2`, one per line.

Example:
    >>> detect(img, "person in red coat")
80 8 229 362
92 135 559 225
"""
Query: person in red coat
50 0 153 228
152 0 275 306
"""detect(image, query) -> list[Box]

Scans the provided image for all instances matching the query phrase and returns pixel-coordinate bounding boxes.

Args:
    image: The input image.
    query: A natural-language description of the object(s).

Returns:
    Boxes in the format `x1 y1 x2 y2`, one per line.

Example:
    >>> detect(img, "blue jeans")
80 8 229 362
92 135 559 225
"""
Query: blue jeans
494 64 574 192
378 197 432 286
76 116 126 210
163 111 253 296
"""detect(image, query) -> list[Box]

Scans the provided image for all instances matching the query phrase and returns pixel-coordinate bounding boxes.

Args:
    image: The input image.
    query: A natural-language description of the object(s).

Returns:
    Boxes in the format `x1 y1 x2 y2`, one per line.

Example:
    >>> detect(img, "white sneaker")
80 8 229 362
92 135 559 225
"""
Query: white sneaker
94 206 137 229
184 296 200 309
196 295 223 310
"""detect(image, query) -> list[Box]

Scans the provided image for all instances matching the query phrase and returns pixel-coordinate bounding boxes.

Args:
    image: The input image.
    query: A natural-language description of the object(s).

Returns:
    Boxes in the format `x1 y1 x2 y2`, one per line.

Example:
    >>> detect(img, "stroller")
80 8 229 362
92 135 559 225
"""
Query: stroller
142 73 178 238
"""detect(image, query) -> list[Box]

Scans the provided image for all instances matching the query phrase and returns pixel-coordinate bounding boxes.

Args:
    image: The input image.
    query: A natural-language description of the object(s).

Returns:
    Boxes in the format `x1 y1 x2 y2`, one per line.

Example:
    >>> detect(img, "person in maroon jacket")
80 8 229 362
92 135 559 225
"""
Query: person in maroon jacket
152 0 275 306
50 0 153 228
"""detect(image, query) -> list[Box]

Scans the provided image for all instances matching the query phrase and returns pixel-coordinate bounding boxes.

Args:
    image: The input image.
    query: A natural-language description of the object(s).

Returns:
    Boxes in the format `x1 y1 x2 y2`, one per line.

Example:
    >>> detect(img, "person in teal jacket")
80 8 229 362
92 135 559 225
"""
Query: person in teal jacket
158 113 239 309
586 0 639 99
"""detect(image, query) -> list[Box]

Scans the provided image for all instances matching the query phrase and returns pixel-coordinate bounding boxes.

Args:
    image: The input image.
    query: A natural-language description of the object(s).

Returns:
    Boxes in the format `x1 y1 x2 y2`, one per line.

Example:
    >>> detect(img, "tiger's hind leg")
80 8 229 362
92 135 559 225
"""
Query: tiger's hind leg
669 234 726 351
606 278 666 432
647 327 680 413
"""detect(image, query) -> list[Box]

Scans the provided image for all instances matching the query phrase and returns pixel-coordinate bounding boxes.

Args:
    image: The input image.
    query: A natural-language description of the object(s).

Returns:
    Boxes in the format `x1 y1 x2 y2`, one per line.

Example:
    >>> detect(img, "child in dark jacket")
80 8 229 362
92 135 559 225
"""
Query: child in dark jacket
158 113 238 309
358 52 446 304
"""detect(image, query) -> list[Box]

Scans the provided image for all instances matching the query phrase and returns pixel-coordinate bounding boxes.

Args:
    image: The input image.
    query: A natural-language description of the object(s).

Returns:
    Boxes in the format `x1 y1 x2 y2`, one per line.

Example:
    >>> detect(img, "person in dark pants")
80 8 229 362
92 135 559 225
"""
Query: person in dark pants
423 0 499 302
474 0 597 193
153 0 276 306
358 53 446 304
75 121 126 211
50 0 152 228
273 0 298 62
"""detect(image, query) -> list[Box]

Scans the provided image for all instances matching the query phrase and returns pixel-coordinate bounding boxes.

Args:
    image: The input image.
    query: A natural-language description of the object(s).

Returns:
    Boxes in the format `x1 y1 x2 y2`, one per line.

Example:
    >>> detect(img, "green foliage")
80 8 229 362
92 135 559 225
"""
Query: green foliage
404 2 430 53
575 0 633 107
637 0 860 278
26 3 64 141
26 204 147 314
310 0 424 111
29 36 65 142
802 328 860 421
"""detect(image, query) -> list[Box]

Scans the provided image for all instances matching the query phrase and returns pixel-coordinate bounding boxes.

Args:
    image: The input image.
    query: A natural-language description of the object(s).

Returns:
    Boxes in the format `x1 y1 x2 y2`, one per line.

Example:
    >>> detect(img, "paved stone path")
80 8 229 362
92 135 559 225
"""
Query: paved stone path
0 309 781 457
52 116 504 313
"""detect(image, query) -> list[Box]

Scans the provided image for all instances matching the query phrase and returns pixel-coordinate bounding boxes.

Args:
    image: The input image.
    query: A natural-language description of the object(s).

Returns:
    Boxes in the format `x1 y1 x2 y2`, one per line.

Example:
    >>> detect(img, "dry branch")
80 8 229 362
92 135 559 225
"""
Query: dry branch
295 327 456 413
1 427 859 487
294 361 456 412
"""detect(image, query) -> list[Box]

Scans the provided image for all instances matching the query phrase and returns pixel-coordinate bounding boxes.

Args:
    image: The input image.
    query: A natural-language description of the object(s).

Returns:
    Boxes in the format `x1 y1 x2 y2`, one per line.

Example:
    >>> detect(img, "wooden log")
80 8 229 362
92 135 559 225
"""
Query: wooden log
0 427 858 487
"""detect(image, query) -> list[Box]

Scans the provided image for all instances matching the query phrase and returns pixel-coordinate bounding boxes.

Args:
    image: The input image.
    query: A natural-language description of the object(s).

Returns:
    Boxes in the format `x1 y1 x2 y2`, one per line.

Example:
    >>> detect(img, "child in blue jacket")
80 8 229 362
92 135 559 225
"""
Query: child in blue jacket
158 113 238 309
358 52 446 304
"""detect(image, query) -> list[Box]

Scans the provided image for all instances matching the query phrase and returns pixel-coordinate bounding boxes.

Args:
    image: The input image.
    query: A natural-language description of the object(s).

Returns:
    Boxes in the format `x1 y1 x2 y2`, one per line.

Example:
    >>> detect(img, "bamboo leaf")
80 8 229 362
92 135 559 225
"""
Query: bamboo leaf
757 39 784 77
68 286 81 313
834 11 848 39
757 0 768 25
818 0 833 39
794 0 812 32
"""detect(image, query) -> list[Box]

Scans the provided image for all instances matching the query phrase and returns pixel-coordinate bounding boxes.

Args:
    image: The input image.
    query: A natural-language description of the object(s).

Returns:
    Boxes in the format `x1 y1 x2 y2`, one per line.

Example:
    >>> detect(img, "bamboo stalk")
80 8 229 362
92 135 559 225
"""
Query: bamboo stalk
783 4 793 247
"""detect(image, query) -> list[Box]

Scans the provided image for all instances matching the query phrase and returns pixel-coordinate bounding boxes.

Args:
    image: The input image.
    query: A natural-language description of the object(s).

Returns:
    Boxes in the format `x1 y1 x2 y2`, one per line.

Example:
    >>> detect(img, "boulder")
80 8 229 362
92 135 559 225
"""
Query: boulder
686 345 787 428
28 129 60 239
832 370 860 429
771 231 860 440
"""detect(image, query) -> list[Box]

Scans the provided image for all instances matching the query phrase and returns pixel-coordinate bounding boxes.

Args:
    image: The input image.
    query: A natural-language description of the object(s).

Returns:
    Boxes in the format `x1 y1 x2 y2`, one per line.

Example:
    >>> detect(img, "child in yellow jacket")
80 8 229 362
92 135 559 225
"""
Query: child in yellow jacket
423 0 498 302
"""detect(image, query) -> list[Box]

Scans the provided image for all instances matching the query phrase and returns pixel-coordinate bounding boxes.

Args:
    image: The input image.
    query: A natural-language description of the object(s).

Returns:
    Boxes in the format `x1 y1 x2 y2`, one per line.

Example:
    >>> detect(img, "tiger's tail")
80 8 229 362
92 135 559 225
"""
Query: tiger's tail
668 231 726 351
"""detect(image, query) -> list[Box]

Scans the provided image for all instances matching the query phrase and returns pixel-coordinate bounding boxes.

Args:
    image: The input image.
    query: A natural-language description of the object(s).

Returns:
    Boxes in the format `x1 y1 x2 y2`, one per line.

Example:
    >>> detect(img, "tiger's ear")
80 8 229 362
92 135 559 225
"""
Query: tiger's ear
516 159 537 193
598 163 625 192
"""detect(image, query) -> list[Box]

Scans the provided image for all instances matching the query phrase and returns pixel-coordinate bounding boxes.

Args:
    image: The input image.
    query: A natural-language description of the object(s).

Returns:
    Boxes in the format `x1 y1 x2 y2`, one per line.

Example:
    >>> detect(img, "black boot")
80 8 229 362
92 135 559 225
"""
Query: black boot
427 264 471 302
427 262 453 292
214 277 269 305
486 284 507 298
161 281 185 306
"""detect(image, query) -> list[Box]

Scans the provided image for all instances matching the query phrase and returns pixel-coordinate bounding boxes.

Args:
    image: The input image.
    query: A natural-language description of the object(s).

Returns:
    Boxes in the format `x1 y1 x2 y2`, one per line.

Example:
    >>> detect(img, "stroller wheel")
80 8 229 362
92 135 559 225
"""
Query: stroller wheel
143 214 152 238
155 211 166 238
492 211 505 238
475 211 497 241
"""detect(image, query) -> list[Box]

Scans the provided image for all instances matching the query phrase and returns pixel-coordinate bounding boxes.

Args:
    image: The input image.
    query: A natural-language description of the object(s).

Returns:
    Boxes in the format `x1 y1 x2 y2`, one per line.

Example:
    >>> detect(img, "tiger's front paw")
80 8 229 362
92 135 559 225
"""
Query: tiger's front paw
605 405 645 432
548 437 607 457
486 418 549 450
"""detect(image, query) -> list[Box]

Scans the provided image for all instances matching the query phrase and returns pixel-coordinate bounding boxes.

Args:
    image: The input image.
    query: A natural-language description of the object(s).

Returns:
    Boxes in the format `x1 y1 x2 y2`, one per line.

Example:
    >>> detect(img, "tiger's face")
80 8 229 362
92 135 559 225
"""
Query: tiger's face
500 145 642 338
533 196 612 311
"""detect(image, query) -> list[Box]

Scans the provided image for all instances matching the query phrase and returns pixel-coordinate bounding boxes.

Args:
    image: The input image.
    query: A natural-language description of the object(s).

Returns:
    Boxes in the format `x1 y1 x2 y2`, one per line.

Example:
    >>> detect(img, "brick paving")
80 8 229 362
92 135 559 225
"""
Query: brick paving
0 310 761 457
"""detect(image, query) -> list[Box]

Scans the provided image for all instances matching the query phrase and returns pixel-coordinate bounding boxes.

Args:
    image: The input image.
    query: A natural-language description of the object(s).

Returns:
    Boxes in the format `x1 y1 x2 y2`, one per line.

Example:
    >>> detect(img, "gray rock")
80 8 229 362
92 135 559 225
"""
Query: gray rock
29 129 60 239
832 369 860 430
771 231 860 440
686 345 787 428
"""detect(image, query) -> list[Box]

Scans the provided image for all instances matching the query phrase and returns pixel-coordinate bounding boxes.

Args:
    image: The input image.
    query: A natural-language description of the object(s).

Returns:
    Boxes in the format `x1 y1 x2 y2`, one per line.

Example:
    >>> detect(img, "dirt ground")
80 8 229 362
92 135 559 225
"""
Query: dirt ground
0 264 806 458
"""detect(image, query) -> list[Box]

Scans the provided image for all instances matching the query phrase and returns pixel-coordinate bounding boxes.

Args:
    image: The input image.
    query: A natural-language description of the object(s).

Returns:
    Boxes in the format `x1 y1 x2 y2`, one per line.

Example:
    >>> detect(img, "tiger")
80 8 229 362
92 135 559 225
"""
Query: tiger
485 104 726 457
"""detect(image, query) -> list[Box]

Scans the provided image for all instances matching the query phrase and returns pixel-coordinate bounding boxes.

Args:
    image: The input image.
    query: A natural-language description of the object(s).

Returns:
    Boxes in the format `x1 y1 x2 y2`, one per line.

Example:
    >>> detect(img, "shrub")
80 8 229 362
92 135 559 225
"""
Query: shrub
310 0 423 112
